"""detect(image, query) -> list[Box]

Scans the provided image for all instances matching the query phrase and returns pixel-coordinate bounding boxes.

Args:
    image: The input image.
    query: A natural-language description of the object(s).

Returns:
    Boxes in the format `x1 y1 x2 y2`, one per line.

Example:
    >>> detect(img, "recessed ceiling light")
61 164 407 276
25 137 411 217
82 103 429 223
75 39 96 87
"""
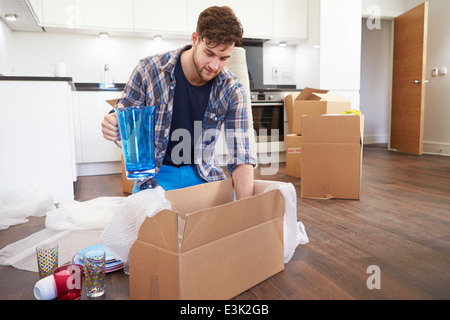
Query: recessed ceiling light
5 14 17 22
99 32 109 39
279 41 287 47
154 35 163 41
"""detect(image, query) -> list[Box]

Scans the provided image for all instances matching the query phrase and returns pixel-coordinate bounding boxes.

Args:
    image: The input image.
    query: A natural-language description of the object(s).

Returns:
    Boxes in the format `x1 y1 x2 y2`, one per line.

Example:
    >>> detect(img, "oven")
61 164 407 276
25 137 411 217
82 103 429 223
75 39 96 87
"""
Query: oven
250 91 285 144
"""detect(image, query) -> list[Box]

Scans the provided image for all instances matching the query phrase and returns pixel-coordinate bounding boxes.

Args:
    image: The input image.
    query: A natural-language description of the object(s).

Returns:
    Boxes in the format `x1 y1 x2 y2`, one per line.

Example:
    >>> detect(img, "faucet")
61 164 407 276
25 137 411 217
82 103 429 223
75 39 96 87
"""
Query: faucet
104 64 114 88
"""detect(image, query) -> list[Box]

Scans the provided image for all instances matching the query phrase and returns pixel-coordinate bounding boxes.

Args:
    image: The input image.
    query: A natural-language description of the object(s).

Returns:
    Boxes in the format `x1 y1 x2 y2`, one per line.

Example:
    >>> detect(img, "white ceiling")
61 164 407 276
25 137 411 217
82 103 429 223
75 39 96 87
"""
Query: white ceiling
0 0 42 32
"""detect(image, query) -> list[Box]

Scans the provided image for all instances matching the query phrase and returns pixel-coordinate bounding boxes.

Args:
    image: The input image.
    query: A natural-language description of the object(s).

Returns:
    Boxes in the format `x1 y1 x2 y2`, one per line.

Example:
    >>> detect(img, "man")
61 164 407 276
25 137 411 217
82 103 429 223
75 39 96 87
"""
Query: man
101 6 256 200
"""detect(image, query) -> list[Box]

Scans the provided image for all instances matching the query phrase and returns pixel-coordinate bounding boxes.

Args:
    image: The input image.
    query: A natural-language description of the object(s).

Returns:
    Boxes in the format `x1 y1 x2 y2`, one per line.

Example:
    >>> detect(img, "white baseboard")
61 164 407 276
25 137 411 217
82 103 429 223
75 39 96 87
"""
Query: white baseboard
77 162 122 177
363 134 388 145
360 136 449 157
423 141 450 157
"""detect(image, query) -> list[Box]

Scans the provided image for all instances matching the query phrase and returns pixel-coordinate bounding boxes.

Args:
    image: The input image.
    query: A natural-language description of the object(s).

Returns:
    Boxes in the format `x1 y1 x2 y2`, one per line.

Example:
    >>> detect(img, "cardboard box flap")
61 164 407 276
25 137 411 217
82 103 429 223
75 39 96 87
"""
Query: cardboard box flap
165 179 234 219
284 93 299 130
302 115 363 144
312 93 350 102
136 209 179 253
180 189 285 253
105 98 119 107
296 87 329 101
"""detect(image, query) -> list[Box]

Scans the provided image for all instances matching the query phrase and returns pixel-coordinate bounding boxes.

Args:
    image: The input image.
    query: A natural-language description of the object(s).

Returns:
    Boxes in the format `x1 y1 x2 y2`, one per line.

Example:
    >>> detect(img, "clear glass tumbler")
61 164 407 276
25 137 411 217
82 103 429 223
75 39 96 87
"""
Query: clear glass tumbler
83 250 106 298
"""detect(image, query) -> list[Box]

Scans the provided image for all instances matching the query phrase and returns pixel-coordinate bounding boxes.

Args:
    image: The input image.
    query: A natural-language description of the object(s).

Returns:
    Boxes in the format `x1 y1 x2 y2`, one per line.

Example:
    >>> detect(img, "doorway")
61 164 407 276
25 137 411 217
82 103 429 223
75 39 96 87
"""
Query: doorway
360 18 393 146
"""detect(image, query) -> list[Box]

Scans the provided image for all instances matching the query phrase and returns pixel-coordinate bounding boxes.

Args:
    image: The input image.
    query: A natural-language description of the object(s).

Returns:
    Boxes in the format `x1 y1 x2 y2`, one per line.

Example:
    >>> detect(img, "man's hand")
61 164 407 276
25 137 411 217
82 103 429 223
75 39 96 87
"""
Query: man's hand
232 164 254 200
101 112 120 142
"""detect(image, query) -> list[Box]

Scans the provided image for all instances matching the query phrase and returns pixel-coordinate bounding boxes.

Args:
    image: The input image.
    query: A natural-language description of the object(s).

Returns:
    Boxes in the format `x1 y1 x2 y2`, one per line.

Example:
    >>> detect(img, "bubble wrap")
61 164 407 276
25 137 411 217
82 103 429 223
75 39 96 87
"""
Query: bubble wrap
0 185 56 230
1 180 307 273
45 197 125 231
0 196 124 272
0 229 102 272
254 180 309 263
101 186 172 263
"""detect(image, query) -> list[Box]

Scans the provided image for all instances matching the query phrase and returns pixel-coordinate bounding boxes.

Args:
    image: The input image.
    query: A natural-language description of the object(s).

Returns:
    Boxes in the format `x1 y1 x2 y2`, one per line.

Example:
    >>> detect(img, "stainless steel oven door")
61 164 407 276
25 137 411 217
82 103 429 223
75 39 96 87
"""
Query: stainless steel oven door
251 101 284 143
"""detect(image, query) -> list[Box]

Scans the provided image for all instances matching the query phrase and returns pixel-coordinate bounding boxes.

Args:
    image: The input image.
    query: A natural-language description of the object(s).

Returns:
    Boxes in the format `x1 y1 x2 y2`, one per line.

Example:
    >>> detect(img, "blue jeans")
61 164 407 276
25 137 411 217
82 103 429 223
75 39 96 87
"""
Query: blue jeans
132 164 207 193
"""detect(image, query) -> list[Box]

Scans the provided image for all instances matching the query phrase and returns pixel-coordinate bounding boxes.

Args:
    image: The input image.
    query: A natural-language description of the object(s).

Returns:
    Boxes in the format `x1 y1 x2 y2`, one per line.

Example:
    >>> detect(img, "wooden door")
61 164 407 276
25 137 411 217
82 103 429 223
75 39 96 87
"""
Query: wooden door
390 2 428 155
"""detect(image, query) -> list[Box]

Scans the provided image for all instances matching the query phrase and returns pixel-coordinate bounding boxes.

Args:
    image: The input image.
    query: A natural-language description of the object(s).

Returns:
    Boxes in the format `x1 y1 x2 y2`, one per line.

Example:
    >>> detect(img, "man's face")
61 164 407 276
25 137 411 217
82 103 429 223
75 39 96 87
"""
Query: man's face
191 33 235 84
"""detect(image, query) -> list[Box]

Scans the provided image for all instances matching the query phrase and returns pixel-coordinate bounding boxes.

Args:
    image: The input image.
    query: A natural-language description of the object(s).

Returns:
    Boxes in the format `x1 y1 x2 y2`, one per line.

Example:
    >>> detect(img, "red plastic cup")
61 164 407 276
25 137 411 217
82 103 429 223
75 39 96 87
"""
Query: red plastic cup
52 264 83 300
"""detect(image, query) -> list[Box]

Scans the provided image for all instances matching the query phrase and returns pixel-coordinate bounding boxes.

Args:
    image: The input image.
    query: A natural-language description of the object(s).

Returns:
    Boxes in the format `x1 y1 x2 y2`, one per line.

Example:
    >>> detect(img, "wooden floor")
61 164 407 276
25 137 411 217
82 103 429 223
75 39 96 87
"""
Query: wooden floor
72 145 450 300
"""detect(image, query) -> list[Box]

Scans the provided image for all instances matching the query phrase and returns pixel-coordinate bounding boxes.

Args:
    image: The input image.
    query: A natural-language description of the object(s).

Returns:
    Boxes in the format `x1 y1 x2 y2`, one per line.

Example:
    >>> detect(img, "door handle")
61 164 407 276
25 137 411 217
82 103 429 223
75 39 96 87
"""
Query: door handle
410 80 429 84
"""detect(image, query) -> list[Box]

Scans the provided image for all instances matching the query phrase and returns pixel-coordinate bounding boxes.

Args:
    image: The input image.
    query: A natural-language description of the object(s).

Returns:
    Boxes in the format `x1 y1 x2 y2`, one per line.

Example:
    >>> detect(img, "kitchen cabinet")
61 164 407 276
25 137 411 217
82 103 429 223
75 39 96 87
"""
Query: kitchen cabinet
74 91 123 172
41 0 134 31
273 0 308 40
186 0 226 33
0 79 76 203
188 0 308 40
187 0 273 39
28 0 43 25
37 0 308 41
228 0 273 39
134 0 188 34
75 0 134 31
41 0 75 28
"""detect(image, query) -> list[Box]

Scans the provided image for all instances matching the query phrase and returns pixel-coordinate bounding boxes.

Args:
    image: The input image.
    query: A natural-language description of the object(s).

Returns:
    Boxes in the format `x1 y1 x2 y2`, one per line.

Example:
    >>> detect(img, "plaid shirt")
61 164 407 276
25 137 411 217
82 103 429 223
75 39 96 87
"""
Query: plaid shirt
119 45 256 182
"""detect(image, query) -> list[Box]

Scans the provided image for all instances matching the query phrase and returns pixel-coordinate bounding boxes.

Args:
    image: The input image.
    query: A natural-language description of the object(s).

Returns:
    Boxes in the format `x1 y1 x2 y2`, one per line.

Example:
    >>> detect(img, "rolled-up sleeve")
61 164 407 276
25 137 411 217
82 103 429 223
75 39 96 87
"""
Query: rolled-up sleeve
224 84 257 174
119 61 147 108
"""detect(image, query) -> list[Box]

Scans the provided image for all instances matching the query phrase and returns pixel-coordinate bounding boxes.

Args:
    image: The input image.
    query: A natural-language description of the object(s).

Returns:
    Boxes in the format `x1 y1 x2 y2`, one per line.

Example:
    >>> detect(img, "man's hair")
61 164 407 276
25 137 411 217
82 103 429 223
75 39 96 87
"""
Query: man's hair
196 6 243 48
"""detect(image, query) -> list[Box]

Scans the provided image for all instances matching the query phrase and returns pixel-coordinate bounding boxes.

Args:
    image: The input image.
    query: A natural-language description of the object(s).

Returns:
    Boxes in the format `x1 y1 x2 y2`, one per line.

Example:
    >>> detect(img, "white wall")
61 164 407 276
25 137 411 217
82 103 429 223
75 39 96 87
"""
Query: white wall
11 30 295 88
360 18 392 144
0 19 13 75
295 0 321 89
320 0 362 92
263 43 297 86
362 0 405 18
319 0 362 109
11 31 188 83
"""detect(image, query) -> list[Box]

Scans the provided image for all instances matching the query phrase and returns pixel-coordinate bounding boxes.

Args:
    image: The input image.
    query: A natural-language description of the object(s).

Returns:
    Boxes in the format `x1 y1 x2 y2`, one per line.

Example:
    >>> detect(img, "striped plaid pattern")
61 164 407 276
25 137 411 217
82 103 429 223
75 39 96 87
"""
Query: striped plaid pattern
119 45 256 181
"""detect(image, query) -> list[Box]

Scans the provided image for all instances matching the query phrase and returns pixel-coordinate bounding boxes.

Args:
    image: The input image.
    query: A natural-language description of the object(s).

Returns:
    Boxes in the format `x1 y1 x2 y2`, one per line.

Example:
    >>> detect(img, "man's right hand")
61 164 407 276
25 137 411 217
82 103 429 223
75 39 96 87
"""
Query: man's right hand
101 112 120 142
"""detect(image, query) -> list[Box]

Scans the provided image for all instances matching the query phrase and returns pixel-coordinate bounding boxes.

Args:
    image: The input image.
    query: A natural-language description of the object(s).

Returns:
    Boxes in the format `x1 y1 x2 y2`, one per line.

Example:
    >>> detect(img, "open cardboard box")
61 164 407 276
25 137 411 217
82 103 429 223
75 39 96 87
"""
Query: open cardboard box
285 87 351 134
129 179 285 300
105 98 119 108
301 114 365 200
121 156 134 194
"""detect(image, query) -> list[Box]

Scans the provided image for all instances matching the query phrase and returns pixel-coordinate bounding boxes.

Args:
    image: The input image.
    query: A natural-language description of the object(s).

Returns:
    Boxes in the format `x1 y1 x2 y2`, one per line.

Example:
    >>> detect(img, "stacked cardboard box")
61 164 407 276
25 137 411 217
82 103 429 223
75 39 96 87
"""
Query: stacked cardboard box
286 134 302 178
301 114 364 200
284 88 351 179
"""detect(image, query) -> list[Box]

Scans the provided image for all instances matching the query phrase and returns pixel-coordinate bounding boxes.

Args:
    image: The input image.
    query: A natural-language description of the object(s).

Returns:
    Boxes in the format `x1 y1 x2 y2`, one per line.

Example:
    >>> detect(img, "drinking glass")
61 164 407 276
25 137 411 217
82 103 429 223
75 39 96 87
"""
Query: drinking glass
83 250 106 298
115 106 156 180
36 242 58 279
52 264 83 300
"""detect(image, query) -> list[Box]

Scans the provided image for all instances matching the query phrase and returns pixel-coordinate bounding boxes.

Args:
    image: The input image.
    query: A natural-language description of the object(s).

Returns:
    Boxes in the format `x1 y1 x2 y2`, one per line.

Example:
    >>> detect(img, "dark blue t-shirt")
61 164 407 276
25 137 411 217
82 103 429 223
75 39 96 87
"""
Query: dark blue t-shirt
163 55 213 167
